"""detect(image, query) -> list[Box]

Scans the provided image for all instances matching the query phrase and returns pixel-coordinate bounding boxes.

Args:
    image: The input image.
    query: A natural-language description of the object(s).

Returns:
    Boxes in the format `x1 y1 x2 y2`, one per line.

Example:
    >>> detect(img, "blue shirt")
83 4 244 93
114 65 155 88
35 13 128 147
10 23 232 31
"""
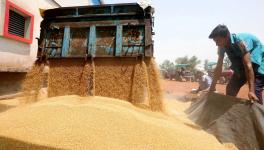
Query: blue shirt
218 33 264 74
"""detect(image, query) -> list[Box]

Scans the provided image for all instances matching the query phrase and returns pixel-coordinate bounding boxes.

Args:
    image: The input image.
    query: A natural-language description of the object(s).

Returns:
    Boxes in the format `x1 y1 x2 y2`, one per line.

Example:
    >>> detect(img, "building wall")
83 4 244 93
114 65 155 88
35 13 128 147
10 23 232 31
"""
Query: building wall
0 0 59 72
55 0 89 7
0 0 59 95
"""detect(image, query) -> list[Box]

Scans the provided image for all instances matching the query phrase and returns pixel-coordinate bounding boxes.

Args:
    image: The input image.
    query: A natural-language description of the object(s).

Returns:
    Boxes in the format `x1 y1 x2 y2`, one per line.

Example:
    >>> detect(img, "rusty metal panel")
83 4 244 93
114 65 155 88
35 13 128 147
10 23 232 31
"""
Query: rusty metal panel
44 28 64 57
144 19 152 46
122 26 144 56
144 45 153 57
145 19 153 57
68 28 88 57
79 6 111 15
95 26 115 56
113 5 142 14
44 4 146 19
50 20 146 28
40 3 155 58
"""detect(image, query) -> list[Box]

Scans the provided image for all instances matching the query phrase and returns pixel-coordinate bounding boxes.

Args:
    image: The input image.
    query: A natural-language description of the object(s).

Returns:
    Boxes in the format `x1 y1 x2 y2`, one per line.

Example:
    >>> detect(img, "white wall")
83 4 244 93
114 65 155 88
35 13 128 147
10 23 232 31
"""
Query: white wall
38 0 61 9
0 0 5 36
0 0 59 72
56 0 90 7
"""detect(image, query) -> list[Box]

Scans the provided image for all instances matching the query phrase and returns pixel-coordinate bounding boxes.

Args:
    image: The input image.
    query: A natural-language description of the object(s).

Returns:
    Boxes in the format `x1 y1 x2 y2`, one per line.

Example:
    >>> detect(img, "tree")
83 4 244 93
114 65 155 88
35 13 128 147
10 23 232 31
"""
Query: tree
175 56 189 65
188 56 201 71
204 59 209 71
175 55 201 71
159 60 175 74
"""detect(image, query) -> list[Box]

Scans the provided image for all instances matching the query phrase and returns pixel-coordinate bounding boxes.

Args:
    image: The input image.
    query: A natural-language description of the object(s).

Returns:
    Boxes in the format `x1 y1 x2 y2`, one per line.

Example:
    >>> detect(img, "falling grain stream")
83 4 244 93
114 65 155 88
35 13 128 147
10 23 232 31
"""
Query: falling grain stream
21 58 164 111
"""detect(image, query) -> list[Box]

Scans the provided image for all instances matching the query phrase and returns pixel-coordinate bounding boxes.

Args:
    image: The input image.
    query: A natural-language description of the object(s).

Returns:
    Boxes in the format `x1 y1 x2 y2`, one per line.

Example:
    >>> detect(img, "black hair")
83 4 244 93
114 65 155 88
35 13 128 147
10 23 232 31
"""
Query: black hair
209 24 230 39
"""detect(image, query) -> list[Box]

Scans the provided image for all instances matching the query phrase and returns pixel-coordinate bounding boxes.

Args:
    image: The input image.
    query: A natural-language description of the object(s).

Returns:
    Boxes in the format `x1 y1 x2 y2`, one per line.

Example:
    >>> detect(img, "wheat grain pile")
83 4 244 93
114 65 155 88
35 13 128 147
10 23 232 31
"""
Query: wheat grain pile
0 96 227 150
11 59 240 150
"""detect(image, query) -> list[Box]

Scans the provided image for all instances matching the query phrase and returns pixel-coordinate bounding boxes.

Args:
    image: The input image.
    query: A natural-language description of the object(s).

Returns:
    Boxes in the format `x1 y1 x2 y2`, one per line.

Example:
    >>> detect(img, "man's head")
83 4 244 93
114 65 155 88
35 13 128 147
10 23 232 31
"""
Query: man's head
209 25 230 48
196 70 205 78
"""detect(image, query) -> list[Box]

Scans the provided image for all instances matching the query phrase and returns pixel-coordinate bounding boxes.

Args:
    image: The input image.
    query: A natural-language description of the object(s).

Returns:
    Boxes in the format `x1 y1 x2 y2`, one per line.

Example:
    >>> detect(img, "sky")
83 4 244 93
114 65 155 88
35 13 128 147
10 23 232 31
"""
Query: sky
104 0 264 66
61 0 264 66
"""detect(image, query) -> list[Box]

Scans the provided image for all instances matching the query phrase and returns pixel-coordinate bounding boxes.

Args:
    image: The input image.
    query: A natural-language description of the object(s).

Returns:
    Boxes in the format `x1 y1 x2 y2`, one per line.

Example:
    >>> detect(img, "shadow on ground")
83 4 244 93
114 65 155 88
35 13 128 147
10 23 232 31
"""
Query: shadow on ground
0 136 63 150
0 104 15 113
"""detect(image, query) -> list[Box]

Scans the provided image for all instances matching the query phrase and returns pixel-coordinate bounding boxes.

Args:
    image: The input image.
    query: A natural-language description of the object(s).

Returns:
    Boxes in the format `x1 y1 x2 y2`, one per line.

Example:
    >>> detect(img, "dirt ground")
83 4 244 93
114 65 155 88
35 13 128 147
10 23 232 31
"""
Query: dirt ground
161 79 250 99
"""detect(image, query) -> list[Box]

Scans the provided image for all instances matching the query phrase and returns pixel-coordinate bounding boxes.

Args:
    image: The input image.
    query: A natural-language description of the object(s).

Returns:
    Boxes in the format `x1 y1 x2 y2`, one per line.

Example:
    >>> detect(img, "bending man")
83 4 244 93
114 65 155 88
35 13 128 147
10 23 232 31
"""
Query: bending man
208 24 264 104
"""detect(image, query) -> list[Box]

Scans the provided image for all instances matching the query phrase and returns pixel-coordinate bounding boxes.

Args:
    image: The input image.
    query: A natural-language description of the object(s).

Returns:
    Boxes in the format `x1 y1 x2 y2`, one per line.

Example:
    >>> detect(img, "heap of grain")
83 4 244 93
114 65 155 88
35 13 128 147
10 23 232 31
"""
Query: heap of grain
21 58 163 111
0 96 227 150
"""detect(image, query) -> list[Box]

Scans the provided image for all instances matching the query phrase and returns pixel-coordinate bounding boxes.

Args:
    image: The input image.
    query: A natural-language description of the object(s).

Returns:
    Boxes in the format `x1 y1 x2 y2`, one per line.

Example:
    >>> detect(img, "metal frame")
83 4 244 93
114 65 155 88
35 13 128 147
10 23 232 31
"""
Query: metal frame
39 3 154 59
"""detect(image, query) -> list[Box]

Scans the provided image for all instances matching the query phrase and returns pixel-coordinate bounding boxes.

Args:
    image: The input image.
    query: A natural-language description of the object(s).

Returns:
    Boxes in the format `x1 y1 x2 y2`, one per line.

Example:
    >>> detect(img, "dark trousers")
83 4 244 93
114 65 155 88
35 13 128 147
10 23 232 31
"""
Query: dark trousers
255 75 264 104
226 67 264 104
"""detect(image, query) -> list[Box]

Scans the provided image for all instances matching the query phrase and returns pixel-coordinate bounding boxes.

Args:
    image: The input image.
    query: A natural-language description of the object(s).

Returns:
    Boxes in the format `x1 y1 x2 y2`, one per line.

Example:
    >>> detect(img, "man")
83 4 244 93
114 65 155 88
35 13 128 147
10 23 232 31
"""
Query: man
208 25 264 104
179 67 186 81
193 71 212 94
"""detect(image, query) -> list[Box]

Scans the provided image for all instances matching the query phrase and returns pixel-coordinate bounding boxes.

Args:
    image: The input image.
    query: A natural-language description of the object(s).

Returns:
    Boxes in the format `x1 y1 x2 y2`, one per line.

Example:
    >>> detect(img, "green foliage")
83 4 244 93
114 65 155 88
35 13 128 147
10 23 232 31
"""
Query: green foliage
175 56 189 64
159 56 201 79
204 59 209 71
175 55 201 71
159 60 175 73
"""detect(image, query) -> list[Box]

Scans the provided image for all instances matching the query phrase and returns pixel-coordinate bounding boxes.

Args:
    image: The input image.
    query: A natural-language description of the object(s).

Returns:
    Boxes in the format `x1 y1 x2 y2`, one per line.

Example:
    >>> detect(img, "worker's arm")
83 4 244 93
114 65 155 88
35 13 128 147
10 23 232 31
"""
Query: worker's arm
196 84 202 93
238 42 259 101
196 76 210 93
209 56 224 91
198 86 210 93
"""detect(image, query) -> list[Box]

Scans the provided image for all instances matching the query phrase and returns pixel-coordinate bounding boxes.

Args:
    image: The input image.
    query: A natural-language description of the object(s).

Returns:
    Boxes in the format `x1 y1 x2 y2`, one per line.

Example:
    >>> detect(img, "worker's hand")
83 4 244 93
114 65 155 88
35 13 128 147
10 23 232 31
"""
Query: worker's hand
201 88 209 93
248 92 259 102
209 86 216 92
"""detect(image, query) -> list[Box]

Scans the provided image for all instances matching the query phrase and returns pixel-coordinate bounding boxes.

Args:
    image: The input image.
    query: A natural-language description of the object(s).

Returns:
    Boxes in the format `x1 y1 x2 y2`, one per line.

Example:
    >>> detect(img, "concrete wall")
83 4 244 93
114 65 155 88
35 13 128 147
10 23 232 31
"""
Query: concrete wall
56 0 89 7
0 0 59 72
0 0 58 95
0 0 5 36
